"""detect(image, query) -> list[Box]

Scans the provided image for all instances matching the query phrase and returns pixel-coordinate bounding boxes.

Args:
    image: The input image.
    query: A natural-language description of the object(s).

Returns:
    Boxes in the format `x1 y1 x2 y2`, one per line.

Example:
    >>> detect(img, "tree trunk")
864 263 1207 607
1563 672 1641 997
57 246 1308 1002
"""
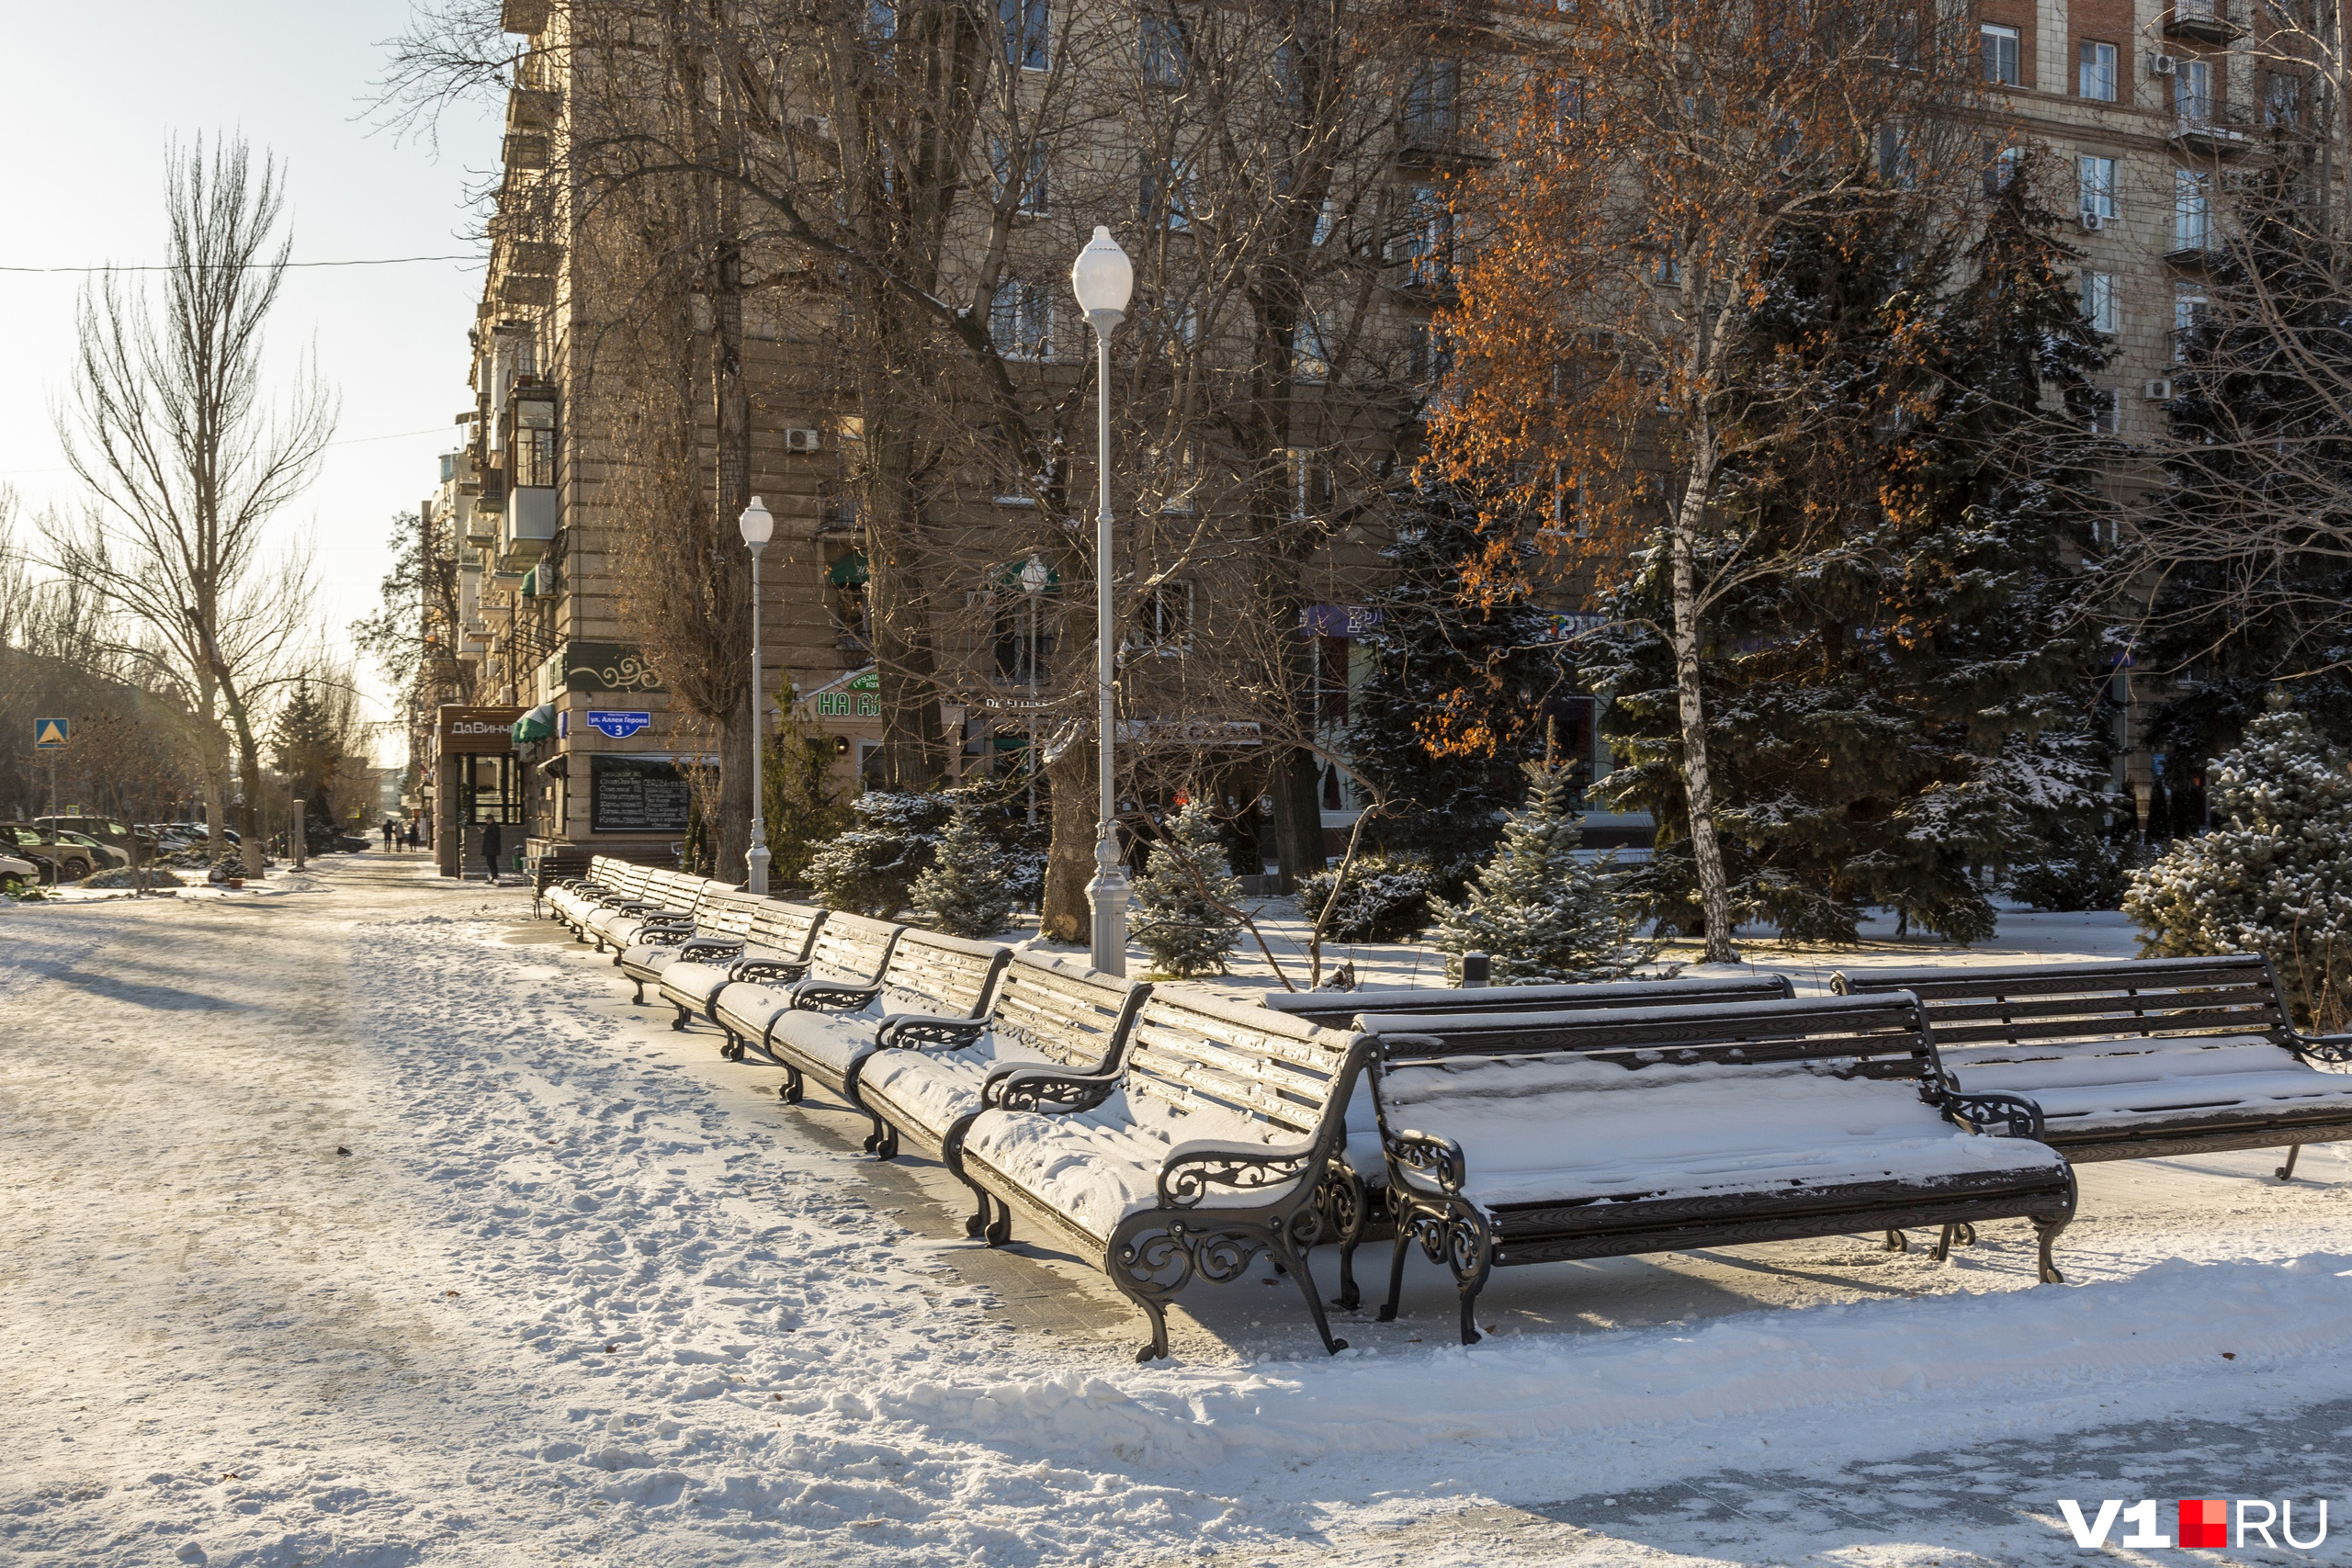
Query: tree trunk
1668 490 1736 963
711 222 752 883
1268 746 1327 888
200 746 231 867
863 412 944 791
1040 735 1097 942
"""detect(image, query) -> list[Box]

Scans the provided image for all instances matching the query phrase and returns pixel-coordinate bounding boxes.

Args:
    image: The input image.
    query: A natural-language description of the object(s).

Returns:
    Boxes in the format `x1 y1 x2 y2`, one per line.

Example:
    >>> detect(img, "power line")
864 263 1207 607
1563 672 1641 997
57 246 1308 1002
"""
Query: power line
0 424 458 478
0 254 484 274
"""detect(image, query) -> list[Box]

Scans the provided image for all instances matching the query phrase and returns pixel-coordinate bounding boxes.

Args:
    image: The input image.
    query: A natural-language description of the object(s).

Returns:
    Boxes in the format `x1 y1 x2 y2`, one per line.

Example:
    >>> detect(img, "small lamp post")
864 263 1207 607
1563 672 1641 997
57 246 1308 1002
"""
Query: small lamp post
1020 551 1049 826
740 495 775 895
1070 226 1134 976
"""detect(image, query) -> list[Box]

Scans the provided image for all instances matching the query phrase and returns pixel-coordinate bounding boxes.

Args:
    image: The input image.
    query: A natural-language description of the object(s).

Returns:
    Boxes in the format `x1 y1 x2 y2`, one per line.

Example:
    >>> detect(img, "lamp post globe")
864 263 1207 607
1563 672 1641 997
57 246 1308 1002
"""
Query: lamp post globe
741 495 774 895
1072 228 1132 975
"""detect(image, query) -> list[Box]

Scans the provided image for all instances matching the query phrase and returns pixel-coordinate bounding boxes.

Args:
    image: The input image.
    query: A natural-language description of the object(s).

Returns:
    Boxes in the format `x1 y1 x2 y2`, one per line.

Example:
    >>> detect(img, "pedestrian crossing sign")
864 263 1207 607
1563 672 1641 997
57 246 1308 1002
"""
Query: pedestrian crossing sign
33 717 69 750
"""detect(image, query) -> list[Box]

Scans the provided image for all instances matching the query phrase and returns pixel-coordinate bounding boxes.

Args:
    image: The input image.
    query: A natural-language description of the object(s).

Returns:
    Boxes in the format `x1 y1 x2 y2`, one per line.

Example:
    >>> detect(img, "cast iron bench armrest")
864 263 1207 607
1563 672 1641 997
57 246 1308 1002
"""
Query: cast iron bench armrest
1940 1089 2046 1140
980 1063 1122 1114
2287 1030 2352 1066
1156 1139 1321 1210
730 956 809 985
791 978 882 1011
671 934 746 958
875 1012 989 1050
1383 1127 1468 1199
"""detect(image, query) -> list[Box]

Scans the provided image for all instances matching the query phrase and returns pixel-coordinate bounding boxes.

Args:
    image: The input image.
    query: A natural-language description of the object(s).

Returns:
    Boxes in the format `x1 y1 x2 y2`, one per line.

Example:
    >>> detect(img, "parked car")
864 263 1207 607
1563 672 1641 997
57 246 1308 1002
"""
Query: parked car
51 829 131 871
0 852 38 884
35 815 153 858
0 825 95 882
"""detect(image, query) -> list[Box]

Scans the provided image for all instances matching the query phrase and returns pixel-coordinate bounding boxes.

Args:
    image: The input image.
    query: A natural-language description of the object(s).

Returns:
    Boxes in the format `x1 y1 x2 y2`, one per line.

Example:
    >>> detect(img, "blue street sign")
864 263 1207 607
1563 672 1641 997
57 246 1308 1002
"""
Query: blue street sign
33 717 69 749
586 710 651 739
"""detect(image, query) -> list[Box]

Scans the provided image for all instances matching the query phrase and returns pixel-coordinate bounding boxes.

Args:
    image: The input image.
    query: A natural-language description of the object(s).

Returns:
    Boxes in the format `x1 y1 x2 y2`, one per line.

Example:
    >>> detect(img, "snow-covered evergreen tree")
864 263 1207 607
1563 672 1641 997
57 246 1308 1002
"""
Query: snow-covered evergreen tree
911 801 1021 938
1425 757 1652 984
2124 700 2352 1029
1343 480 1569 875
1588 160 2113 943
1131 796 1242 976
807 790 951 917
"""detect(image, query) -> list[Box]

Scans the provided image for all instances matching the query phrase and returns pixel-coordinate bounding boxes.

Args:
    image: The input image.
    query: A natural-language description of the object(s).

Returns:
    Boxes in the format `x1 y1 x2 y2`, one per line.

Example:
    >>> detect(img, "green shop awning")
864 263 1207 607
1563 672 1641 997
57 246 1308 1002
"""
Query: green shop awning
512 703 556 743
827 551 869 588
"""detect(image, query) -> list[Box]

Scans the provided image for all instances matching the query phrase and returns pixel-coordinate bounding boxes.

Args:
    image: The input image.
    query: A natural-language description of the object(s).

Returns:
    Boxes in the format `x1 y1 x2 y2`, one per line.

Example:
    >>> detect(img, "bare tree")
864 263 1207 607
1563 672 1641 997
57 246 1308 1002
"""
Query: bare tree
50 135 335 874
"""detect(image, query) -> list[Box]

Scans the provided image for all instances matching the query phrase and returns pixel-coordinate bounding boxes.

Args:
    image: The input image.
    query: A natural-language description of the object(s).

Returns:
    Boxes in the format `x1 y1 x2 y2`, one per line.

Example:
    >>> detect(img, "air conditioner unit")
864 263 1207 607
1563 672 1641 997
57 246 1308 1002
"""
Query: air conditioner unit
2143 378 2177 400
785 427 821 454
2081 212 2106 231
2151 53 2177 74
798 115 831 140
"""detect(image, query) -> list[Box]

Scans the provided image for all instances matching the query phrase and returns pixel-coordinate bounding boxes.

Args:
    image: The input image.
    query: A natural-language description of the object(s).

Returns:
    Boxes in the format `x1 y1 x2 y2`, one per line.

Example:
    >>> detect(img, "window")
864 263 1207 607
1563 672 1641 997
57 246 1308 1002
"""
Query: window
1139 156 1194 230
989 276 1053 360
1981 23 2020 85
1555 75 1586 130
1001 0 1047 70
990 140 1048 215
2081 271 2119 333
1292 316 1332 383
2078 154 2118 220
1131 581 1193 654
2175 57 2212 122
2078 40 2117 100
2175 167 2211 251
1395 185 1453 286
1140 15 1189 85
1878 122 1917 186
1406 320 1451 385
1406 60 1459 146
1313 637 1351 727
2267 71 2303 127
1649 246 1682 285
2086 387 2120 435
993 594 1054 685
2174 281 2208 359
863 0 896 38
1984 143 2024 197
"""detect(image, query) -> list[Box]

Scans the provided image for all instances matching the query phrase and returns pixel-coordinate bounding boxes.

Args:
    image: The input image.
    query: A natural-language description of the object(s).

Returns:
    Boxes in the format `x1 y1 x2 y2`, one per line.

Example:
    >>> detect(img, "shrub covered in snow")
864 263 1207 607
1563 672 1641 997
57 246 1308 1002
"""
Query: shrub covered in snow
1426 759 1655 984
1132 798 1242 976
911 802 1022 938
807 790 952 918
2007 829 2141 913
2123 701 2352 1029
1297 854 1438 942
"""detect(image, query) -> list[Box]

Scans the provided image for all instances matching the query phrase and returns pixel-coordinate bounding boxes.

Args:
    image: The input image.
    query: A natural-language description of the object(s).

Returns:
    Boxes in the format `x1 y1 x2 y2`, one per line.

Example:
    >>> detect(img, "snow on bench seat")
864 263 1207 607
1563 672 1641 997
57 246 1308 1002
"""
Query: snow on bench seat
1361 993 2078 1346
614 891 765 1005
1834 956 2352 1171
956 987 1374 1362
654 901 826 1028
854 953 1146 1233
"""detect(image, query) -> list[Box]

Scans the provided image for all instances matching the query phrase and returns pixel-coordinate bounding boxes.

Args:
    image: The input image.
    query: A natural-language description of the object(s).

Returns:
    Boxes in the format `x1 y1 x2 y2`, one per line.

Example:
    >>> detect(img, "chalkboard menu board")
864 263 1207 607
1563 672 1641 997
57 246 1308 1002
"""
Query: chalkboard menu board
591 755 691 833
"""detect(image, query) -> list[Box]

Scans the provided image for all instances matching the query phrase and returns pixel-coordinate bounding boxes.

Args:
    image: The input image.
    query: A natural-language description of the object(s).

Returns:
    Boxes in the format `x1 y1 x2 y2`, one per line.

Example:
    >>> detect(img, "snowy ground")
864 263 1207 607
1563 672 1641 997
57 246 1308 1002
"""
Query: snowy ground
6 855 2352 1566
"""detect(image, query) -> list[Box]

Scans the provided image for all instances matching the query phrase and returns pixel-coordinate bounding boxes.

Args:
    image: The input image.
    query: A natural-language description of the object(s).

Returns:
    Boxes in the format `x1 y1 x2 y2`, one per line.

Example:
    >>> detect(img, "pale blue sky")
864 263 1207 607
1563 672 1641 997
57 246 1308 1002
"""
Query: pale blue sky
0 1 503 759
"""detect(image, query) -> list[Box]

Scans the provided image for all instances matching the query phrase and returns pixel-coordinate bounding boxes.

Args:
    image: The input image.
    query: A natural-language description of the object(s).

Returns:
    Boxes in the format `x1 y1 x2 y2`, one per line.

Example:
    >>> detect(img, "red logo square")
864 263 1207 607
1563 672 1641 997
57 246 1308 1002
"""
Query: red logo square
2179 1498 2229 1548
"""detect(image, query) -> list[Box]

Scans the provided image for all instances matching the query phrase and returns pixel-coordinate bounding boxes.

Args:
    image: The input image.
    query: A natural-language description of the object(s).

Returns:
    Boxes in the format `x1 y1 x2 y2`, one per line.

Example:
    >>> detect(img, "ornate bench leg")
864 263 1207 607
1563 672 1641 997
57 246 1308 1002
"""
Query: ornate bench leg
1375 1230 1411 1324
963 1188 993 1239
1274 1239 1348 1355
1883 1228 1908 1253
2278 1145 2301 1182
629 978 647 1005
2033 1214 2067 1284
777 1066 804 1105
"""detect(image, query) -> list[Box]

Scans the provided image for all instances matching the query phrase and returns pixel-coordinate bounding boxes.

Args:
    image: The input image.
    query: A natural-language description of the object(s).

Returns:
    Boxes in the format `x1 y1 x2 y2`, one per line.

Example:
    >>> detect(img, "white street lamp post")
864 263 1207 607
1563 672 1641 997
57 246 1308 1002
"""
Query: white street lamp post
739 495 775 895
1020 551 1048 827
1071 225 1134 976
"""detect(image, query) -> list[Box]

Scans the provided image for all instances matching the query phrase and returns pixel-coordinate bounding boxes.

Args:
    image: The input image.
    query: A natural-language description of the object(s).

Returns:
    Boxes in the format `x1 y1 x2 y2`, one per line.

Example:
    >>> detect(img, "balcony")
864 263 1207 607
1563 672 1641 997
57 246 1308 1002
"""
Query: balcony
2169 117 2255 155
502 133 550 171
2164 0 2241 42
498 487 558 571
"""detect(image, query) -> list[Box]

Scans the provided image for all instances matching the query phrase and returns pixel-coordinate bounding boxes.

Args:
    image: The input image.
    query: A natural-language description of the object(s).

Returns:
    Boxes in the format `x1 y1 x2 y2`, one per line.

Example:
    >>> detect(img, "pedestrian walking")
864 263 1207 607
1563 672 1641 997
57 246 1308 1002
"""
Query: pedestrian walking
382 818 397 853
481 819 503 881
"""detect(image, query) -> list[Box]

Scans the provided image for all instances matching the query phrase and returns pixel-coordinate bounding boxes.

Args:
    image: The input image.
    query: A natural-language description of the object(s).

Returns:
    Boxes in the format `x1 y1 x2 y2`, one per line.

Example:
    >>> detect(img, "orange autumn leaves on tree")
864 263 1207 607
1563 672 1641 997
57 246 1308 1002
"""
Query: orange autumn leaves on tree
1422 0 1986 960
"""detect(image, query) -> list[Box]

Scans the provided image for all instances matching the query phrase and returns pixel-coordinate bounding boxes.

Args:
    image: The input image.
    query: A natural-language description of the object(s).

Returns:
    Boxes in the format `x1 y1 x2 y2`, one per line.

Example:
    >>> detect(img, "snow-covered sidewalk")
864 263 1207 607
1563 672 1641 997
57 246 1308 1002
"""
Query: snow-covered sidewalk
6 856 2352 1566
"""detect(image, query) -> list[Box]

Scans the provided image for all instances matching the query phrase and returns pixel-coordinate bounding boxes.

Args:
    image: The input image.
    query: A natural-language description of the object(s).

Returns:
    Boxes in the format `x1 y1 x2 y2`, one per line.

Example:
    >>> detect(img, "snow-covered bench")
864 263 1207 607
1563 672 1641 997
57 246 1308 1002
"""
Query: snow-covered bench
653 900 828 1030
709 912 905 1073
856 951 1148 1219
547 858 655 937
1359 993 2077 1346
584 872 734 953
956 987 1375 1361
613 890 767 1005
1833 956 2352 1179
1260 973 1795 1029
